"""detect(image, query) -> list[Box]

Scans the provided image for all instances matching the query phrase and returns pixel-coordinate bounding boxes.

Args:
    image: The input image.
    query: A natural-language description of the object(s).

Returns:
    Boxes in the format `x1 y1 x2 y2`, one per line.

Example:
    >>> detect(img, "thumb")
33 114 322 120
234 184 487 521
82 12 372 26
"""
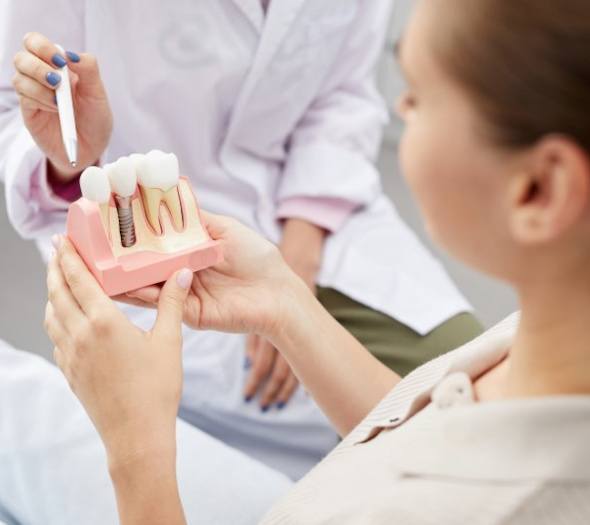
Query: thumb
154 268 192 336
66 52 105 95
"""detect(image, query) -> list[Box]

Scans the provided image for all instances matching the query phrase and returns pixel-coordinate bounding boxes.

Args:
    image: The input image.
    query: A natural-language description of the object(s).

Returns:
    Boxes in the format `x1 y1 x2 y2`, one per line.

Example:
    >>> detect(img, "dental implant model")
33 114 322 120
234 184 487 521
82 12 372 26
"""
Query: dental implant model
65 151 223 296
105 157 137 248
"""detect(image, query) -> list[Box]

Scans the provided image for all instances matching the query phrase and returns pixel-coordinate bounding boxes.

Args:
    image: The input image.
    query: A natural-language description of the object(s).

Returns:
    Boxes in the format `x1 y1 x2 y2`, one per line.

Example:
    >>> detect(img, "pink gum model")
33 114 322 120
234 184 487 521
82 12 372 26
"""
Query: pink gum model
66 177 223 297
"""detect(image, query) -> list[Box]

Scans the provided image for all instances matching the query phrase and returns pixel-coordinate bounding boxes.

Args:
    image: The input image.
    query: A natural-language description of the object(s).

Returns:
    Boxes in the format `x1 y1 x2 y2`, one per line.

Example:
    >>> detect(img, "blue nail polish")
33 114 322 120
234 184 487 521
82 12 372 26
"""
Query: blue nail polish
261 405 270 413
244 395 253 403
66 51 80 63
51 53 67 68
277 402 286 410
244 356 252 370
46 72 61 86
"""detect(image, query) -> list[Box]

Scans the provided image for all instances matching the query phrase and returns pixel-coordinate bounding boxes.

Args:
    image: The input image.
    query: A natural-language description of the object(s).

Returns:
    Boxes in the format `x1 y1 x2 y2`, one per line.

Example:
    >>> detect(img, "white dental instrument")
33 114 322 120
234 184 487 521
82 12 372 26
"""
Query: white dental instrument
55 44 78 168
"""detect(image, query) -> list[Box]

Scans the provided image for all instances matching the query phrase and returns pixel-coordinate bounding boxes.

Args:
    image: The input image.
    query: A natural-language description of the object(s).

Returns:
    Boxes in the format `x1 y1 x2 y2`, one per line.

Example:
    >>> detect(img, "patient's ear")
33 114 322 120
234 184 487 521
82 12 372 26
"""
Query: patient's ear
508 137 590 245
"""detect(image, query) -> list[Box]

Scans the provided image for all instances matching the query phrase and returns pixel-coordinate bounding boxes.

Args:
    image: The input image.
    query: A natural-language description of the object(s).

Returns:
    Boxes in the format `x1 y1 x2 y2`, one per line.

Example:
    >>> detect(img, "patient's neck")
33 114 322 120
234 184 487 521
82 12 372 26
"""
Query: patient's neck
506 274 590 398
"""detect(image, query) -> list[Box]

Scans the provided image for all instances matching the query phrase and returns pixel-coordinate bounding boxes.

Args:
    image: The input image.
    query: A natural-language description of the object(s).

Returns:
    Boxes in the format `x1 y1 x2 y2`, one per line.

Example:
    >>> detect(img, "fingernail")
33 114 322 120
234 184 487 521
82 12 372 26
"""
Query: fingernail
244 395 253 403
261 405 270 413
244 356 252 369
277 402 286 410
51 234 62 249
176 268 192 289
51 53 67 68
46 72 61 86
65 51 80 63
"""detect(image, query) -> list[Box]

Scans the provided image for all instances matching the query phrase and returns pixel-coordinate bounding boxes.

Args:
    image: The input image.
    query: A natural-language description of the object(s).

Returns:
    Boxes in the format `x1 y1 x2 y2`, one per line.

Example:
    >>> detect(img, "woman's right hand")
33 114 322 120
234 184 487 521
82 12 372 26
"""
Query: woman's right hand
122 212 305 342
12 32 112 181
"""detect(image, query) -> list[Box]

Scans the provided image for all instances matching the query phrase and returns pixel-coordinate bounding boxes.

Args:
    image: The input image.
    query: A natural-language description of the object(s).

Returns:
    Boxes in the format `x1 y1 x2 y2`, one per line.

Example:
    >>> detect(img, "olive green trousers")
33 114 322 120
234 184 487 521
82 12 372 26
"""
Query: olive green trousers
317 287 483 377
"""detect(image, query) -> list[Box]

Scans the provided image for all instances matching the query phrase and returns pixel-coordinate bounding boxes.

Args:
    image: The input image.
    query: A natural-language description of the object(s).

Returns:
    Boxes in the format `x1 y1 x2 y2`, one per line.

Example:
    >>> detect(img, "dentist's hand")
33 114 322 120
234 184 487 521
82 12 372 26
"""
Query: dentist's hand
12 32 112 182
45 237 191 469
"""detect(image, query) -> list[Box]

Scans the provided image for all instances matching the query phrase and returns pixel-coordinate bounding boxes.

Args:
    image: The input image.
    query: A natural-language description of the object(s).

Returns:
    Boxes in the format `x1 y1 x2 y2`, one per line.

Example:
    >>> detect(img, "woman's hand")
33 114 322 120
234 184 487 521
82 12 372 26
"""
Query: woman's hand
122 212 301 340
45 237 192 470
12 32 112 182
243 219 326 410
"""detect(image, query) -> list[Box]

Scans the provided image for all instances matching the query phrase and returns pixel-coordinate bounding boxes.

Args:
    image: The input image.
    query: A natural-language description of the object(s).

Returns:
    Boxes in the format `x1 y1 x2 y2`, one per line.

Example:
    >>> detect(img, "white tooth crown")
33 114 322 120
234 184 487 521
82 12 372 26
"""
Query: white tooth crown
135 150 184 234
105 156 138 198
129 153 146 175
80 166 111 204
138 150 179 191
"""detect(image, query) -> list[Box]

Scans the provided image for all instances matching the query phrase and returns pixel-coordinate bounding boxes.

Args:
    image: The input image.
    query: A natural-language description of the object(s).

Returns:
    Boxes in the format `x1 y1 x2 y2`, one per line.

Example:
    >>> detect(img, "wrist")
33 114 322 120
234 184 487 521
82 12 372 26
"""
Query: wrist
268 270 319 349
281 219 326 282
104 417 177 473
47 154 104 183
47 158 85 184
109 442 185 524
110 447 177 481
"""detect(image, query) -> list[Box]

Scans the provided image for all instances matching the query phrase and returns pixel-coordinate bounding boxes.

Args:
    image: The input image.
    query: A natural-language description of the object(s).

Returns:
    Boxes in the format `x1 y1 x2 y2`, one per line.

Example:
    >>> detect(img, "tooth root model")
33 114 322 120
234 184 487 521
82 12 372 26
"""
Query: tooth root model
80 166 111 232
66 150 223 297
162 186 184 230
136 150 184 234
105 157 138 248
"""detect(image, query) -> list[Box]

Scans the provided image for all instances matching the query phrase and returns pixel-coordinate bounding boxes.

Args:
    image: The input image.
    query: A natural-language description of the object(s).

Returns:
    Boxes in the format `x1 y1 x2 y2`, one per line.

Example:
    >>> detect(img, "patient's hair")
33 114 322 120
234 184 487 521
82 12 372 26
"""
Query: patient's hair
432 0 590 152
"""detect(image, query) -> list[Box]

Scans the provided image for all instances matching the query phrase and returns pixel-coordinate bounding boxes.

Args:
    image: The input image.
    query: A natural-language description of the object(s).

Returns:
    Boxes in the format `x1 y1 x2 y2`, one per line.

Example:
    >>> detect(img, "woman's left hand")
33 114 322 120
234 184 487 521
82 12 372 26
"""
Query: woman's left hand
44 236 192 470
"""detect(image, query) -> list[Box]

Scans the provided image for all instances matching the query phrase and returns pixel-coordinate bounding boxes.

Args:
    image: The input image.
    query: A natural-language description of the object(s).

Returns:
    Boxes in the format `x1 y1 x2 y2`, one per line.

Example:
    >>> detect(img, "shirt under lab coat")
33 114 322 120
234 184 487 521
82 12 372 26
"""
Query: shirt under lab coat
0 0 471 479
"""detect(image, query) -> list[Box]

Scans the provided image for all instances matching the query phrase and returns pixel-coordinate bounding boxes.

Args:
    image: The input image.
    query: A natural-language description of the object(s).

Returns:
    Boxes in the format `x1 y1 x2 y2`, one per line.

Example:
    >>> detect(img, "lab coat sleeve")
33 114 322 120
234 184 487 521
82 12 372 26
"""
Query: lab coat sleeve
277 0 394 232
276 196 358 232
0 0 84 239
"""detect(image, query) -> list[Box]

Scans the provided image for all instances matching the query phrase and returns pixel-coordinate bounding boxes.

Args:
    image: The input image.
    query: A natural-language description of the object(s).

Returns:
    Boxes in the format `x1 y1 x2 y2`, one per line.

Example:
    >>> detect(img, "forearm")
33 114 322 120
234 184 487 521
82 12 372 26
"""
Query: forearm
109 444 186 525
270 276 400 436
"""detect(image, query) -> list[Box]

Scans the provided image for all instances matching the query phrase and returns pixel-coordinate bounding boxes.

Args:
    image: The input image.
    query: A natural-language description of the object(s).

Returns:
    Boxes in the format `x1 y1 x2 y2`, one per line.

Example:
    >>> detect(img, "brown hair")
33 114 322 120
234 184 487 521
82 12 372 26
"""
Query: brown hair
432 1 590 152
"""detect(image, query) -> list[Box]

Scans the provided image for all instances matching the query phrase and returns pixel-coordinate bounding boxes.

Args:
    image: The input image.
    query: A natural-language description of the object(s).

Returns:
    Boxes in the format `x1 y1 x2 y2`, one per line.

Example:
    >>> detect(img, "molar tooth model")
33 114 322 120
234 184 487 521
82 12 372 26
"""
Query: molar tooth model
67 152 223 296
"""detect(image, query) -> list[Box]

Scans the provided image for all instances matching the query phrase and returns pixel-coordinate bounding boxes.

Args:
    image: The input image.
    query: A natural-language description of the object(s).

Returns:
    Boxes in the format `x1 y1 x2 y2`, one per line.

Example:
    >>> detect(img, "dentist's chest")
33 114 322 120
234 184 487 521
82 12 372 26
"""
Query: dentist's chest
81 0 358 154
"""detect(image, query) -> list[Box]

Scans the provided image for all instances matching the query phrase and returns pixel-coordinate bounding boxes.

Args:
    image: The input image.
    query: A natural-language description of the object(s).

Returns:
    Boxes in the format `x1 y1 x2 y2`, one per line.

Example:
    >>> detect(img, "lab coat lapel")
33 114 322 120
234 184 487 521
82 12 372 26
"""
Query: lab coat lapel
225 0 307 136
254 0 307 74
229 0 265 33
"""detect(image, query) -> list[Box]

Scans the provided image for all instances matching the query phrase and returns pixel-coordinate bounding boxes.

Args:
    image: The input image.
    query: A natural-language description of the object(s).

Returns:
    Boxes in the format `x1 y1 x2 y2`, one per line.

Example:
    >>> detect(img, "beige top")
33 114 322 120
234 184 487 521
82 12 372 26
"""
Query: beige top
261 313 590 524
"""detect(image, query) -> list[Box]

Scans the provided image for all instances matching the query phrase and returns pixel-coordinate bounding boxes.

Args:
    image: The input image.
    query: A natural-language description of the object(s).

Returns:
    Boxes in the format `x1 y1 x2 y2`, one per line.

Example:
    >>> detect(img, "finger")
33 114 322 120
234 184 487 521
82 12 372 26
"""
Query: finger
63 52 104 93
199 210 235 239
243 339 276 402
13 72 59 108
113 294 157 309
53 345 67 372
18 93 58 114
275 374 300 409
22 32 67 70
153 268 192 337
259 354 293 409
46 251 86 332
57 236 113 317
44 301 69 351
245 334 258 369
126 285 162 306
13 51 63 90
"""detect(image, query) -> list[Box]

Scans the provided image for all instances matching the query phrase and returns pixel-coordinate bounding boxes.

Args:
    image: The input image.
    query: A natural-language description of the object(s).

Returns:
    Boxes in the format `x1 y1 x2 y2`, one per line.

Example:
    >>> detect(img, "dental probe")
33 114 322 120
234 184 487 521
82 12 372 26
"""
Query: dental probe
55 44 78 168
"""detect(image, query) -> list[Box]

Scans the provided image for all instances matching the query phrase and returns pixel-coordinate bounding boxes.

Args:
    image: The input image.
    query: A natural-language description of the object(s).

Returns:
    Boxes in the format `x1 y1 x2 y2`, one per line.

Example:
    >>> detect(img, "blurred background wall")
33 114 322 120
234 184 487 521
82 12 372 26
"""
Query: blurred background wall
0 1 517 361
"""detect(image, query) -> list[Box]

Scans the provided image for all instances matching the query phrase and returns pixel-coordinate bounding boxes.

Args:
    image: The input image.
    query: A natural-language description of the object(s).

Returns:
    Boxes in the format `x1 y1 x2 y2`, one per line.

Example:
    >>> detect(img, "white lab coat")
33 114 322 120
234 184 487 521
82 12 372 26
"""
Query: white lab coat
0 0 471 479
